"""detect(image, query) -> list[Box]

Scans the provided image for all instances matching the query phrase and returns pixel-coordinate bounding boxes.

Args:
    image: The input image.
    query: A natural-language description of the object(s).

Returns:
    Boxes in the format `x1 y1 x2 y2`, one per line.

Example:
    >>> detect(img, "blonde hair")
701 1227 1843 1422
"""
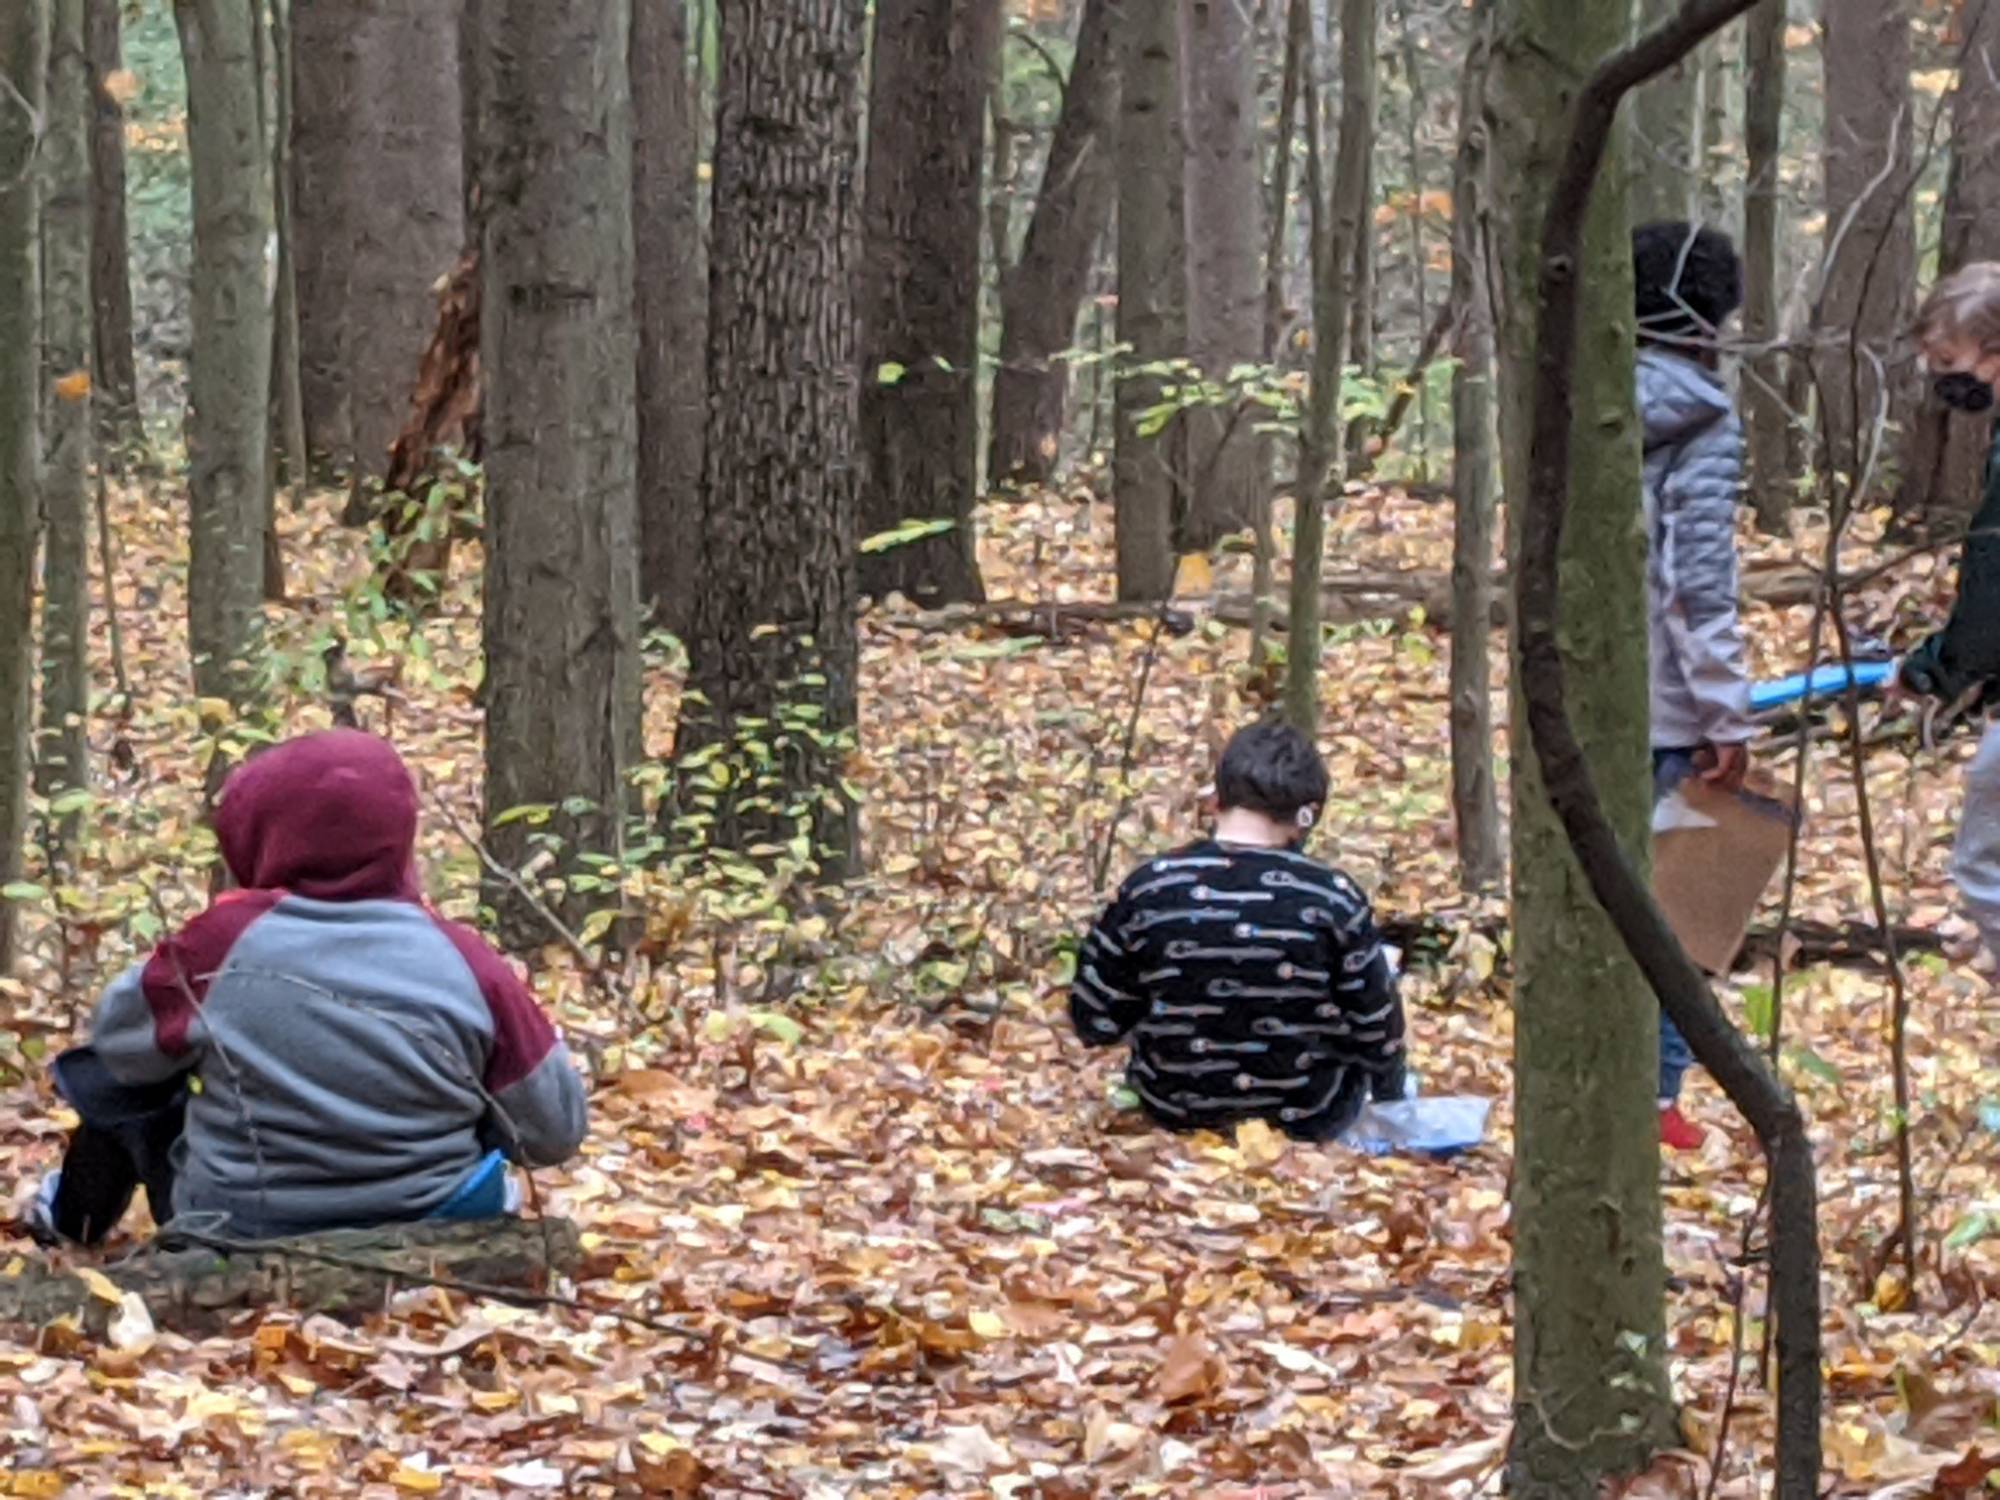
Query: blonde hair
1917 262 2000 356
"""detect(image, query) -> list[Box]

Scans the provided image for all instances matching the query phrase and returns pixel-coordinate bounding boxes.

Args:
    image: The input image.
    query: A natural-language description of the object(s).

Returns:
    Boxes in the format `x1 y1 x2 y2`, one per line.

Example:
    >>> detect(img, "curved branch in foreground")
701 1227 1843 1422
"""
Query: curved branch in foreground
1514 1 1822 1494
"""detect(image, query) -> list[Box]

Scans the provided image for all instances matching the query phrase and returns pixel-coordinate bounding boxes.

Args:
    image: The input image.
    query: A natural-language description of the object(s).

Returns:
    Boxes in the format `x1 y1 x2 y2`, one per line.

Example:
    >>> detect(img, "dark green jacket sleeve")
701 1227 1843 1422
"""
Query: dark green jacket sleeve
1903 422 2000 702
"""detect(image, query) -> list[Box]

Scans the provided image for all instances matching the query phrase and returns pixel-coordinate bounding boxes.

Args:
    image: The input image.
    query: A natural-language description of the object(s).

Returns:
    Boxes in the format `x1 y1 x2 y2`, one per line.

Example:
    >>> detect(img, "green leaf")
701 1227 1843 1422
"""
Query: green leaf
0 882 48 903
876 360 907 386
492 802 555 828
578 908 619 946
748 1010 804 1046
1110 1086 1142 1111
1741 983 1774 1040
859 518 956 554
1946 1210 1996 1251
1784 1046 1841 1086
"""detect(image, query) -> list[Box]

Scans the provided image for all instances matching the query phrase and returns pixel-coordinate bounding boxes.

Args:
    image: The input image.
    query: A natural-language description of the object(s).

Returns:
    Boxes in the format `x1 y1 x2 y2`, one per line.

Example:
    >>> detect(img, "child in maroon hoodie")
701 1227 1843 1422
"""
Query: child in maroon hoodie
26 730 588 1245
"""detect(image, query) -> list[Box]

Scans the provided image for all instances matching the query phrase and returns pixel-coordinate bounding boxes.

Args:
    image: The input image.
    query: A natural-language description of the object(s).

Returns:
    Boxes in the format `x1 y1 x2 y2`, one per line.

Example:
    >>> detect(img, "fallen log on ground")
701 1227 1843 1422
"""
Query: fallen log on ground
0 1216 579 1337
890 598 1198 639
1381 911 1943 976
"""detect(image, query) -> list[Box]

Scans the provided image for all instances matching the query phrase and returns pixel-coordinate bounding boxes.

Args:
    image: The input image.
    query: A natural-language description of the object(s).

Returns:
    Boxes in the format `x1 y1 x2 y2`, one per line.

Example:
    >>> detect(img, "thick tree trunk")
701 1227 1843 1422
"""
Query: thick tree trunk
289 0 350 468
1114 0 1189 601
1449 0 1501 895
1628 0 1697 223
178 0 274 711
39 0 93 832
1896 0 2000 531
1285 0 1373 732
84 0 137 450
1742 0 1790 531
989 0 1118 490
478 0 642 945
675 0 866 877
1489 0 1677 1489
0 0 47 977
856 0 995 607
1820 0 1915 492
346 0 464 491
1179 0 1264 546
632 0 707 630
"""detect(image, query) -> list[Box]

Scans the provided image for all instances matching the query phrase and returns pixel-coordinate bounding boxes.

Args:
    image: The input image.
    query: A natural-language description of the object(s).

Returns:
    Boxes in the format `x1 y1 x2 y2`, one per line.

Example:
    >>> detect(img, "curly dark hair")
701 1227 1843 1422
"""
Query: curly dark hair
1633 220 1743 346
1214 720 1329 823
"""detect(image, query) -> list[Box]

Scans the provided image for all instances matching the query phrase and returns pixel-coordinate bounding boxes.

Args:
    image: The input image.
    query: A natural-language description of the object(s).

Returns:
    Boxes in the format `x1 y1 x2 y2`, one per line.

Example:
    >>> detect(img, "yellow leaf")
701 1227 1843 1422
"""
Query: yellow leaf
1234 1117 1287 1168
1175 553 1214 595
196 697 234 728
391 1468 443 1494
9 1472 65 1498
968 1309 1007 1339
72 1265 124 1305
53 370 92 403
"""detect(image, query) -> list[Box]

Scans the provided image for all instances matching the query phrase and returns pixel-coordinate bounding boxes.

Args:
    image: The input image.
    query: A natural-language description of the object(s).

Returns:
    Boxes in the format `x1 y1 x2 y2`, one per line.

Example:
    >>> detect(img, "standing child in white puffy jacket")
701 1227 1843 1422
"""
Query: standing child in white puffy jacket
1633 221 1756 1152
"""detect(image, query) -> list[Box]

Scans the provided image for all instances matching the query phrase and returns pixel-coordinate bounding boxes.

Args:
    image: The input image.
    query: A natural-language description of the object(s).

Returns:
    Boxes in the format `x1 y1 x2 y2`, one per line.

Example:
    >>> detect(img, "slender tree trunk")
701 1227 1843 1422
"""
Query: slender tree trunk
1284 0 1372 731
268 0 307 491
633 0 708 632
1490 0 1677 1488
0 0 48 976
39 0 93 832
1449 0 1501 894
84 0 137 451
1820 0 1915 491
250 0 285 603
989 0 1118 490
177 0 274 711
856 0 995 607
346 0 464 492
1345 148 1377 467
675 0 866 877
1114 0 1189 600
1897 0 2000 531
478 0 642 943
1179 0 1264 545
1629 0 1697 223
289 0 350 468
1696 29 1732 227
1743 0 1790 531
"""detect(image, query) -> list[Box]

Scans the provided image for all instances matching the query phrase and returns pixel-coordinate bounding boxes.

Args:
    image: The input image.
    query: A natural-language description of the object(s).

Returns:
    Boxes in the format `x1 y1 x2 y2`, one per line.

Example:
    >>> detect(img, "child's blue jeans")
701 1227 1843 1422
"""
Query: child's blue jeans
1654 749 1699 1102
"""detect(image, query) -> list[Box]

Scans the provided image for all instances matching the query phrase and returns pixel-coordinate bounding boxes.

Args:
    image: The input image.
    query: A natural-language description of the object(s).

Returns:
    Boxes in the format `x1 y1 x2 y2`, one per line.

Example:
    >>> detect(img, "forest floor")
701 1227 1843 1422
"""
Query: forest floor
1 475 1998 1497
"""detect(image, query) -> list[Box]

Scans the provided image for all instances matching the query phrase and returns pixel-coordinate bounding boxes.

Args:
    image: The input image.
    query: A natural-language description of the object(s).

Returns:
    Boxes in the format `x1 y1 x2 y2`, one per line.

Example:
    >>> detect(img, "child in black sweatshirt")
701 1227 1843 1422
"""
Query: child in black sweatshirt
1071 721 1408 1140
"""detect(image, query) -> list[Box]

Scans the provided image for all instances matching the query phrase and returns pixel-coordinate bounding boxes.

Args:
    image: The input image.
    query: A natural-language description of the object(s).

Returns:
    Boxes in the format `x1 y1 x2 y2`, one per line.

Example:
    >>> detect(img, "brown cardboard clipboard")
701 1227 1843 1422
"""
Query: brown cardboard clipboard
1651 769 1800 976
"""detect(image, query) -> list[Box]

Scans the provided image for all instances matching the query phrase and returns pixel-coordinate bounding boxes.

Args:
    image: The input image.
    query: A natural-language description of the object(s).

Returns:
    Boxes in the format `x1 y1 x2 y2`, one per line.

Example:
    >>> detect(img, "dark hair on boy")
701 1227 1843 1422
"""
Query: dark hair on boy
1214 720 1330 822
1632 221 1743 346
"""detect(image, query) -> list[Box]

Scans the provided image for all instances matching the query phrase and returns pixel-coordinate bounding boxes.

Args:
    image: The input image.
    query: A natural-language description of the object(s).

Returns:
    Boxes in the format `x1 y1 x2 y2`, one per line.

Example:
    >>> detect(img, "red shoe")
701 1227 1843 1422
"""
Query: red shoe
1659 1102 1706 1151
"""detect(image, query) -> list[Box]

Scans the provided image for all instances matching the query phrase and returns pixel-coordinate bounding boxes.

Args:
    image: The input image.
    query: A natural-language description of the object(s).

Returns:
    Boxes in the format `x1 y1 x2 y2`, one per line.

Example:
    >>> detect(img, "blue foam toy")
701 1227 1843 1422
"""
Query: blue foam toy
1341 1096 1492 1159
1750 659 1895 714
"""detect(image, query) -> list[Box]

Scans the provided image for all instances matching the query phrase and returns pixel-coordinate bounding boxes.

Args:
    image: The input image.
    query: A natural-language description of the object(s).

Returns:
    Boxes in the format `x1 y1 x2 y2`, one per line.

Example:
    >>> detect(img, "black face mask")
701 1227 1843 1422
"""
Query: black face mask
1935 372 1997 414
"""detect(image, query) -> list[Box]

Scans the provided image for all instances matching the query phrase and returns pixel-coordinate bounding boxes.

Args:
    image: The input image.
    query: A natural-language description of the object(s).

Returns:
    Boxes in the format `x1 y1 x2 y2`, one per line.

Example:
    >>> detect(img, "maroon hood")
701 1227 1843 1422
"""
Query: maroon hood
214 730 421 901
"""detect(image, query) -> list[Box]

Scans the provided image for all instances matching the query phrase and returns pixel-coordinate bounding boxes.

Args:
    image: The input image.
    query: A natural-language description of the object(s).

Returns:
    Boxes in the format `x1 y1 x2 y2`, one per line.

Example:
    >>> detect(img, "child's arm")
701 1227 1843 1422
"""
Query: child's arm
89 895 284 1084
1323 883 1408 1099
90 963 201 1085
1658 414 1755 747
1068 892 1148 1046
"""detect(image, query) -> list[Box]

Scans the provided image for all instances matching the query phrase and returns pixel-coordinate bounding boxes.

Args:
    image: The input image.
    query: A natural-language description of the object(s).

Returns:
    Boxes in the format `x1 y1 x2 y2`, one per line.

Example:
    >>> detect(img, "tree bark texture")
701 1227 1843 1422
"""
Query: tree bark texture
856 0 996 607
1489 0 1678 1488
478 0 643 944
39 0 93 819
1742 0 1789 530
1114 0 1189 601
289 0 350 465
268 0 308 489
989 0 1118 490
632 0 707 629
346 0 465 487
178 0 274 710
675 0 866 877
1629 0 1698 223
1897 0 2000 531
1178 0 1265 545
1820 0 1914 492
84 0 137 447
1449 0 1502 894
0 0 48 976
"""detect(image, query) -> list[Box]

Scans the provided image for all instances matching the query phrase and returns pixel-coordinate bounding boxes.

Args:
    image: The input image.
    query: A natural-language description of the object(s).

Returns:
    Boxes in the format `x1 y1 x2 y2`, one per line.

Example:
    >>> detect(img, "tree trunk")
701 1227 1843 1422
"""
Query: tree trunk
674 0 865 877
38 0 92 834
268 0 308 491
250 0 286 604
1896 0 2000 532
1449 0 1501 895
1284 0 1373 731
632 0 707 630
1344 148 1377 468
1696 29 1733 227
1179 0 1264 546
989 0 1118 490
1629 0 1697 223
1114 0 1189 601
1743 0 1790 531
289 0 351 468
1490 0 1677 1488
346 0 465 491
84 0 137 451
856 0 995 607
1820 0 1915 493
0 0 47 977
178 0 274 711
478 0 643 944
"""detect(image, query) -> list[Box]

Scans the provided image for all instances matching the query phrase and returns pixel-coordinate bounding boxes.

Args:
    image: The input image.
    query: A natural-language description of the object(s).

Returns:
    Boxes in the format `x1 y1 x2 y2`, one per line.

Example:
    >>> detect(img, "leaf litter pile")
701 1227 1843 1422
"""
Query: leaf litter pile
4 478 2000 1496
